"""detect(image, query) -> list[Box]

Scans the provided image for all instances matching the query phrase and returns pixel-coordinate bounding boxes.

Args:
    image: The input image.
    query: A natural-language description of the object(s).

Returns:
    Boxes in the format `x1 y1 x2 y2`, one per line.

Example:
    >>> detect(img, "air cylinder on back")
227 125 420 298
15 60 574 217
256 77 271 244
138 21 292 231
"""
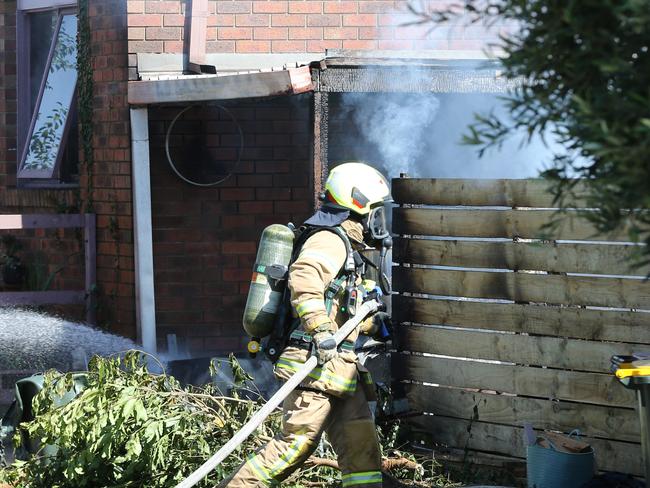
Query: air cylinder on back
243 224 295 354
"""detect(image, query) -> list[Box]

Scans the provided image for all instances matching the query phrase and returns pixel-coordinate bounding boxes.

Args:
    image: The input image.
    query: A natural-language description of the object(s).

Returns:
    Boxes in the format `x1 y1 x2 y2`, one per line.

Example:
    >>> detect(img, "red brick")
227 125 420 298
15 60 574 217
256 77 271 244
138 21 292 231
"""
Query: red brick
163 14 186 26
218 27 252 39
236 39 271 51
307 39 341 51
208 14 235 26
127 1 145 13
342 39 377 49
289 2 322 14
217 1 252 13
206 40 236 52
146 26 182 40
255 161 290 173
324 26 357 39
307 14 340 27
272 14 305 26
128 27 145 39
145 1 180 14
222 240 258 253
256 187 291 200
359 26 379 39
288 26 322 39
254 27 287 39
220 188 255 200
128 40 164 52
129 14 162 26
253 1 287 13
164 40 184 52
324 1 356 13
237 174 273 186
274 200 309 213
359 1 394 13
342 14 376 26
272 41 305 53
235 13 269 26
222 214 255 229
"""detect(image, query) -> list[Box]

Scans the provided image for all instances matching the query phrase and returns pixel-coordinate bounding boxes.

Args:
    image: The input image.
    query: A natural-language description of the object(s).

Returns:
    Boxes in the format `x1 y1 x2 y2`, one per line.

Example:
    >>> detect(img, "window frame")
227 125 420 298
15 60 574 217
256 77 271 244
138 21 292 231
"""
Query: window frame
16 0 78 185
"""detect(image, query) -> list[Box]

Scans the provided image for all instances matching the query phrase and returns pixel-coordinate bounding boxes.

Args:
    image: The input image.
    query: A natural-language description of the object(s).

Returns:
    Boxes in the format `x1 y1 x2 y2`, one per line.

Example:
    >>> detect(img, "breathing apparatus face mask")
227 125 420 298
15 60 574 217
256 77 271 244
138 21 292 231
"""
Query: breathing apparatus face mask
365 205 390 241
359 204 393 295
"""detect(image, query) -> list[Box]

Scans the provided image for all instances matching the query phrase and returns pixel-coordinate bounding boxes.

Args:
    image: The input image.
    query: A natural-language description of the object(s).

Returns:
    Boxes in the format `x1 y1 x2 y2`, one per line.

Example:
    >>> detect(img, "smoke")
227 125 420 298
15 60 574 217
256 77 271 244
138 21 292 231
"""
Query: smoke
332 92 441 178
329 92 563 180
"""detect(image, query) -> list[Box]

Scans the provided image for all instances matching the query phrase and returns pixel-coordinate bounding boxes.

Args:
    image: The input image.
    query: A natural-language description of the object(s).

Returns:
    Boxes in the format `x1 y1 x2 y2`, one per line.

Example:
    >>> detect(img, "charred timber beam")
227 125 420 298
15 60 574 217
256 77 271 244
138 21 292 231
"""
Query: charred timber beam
128 66 314 105
317 67 518 93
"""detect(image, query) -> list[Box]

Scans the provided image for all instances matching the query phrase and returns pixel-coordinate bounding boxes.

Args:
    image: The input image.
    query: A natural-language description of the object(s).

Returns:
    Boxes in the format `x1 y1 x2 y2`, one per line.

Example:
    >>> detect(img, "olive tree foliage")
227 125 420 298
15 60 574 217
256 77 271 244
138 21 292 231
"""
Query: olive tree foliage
410 0 650 268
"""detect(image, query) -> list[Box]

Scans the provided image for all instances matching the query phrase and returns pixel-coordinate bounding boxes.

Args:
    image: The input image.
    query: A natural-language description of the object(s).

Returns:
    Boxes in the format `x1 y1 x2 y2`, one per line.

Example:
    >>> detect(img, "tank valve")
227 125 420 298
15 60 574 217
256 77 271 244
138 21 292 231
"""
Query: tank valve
247 338 261 357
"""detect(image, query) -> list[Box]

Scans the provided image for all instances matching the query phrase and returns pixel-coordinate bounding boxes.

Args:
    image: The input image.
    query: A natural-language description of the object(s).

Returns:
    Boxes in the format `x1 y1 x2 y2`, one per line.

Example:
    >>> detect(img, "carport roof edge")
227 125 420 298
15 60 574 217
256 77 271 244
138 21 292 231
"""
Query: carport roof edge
127 50 513 105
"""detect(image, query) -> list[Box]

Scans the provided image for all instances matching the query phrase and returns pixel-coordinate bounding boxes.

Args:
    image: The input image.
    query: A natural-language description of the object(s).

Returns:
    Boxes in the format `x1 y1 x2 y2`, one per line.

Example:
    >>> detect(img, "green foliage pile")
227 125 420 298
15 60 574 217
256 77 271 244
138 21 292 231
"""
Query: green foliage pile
410 0 650 268
0 352 455 487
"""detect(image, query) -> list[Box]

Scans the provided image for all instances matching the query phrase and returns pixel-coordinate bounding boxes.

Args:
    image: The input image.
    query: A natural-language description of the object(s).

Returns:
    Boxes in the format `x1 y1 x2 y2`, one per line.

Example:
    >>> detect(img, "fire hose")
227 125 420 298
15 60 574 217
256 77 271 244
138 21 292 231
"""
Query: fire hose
175 298 383 488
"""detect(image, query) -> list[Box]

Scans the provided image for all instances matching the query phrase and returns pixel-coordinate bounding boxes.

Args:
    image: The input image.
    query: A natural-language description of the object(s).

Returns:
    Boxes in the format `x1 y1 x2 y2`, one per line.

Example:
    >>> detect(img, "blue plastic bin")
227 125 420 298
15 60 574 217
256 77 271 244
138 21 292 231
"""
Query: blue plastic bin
527 436 595 488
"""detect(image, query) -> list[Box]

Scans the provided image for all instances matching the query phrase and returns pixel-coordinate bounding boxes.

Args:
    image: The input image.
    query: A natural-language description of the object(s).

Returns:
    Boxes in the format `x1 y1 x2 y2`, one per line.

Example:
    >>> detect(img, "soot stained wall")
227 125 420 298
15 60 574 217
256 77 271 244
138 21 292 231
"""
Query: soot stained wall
148 94 313 355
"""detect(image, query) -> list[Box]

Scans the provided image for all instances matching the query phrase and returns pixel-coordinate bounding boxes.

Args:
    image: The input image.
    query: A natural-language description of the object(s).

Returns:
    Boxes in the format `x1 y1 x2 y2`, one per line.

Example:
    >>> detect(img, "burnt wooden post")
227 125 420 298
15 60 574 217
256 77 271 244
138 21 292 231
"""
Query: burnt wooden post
311 86 329 210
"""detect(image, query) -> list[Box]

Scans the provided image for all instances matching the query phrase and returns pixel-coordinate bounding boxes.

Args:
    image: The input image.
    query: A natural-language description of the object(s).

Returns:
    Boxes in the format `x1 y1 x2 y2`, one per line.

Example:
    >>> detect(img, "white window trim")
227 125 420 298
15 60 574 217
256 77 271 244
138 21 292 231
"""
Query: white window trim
18 0 77 11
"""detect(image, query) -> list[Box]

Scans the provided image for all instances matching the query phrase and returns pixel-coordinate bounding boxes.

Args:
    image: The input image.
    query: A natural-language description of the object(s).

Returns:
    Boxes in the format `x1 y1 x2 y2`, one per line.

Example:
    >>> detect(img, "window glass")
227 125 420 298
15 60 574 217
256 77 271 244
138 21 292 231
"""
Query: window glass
29 10 57 114
21 13 78 176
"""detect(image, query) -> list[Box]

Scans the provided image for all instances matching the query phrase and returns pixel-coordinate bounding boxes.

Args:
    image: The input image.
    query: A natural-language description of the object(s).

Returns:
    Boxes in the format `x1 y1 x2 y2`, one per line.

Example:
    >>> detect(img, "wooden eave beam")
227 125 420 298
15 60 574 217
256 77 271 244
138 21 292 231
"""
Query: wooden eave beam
128 66 314 105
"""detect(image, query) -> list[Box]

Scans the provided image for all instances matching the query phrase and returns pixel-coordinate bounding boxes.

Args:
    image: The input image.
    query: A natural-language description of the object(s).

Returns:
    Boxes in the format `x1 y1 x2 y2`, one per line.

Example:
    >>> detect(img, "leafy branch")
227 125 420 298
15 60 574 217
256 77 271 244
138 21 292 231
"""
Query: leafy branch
408 0 650 269
0 353 457 487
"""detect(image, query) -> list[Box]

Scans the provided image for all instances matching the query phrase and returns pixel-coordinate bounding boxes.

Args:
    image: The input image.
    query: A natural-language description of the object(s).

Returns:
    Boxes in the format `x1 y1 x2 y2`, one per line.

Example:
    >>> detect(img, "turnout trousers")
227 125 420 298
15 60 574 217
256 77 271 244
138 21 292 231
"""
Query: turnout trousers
221 384 382 488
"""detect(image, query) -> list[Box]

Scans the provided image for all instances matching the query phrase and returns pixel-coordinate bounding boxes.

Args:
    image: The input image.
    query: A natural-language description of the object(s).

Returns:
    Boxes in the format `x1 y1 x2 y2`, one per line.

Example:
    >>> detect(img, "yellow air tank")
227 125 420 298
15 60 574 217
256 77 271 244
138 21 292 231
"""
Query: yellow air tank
243 224 295 354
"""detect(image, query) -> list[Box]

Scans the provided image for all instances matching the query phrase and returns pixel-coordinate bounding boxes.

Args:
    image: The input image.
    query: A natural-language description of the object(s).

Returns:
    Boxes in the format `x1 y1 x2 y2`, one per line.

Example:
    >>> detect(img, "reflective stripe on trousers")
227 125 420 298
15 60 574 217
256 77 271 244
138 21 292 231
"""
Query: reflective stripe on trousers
342 470 383 487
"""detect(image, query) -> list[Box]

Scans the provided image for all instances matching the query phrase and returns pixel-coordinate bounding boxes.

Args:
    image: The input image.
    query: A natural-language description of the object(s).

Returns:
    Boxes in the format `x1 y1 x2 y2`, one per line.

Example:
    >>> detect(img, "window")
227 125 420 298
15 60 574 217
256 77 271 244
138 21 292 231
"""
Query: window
17 0 78 184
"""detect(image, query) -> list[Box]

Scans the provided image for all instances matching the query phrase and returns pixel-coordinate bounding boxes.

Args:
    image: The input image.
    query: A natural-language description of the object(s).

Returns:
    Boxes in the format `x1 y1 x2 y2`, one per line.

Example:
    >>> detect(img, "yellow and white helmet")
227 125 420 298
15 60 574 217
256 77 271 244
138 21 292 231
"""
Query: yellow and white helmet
324 162 392 216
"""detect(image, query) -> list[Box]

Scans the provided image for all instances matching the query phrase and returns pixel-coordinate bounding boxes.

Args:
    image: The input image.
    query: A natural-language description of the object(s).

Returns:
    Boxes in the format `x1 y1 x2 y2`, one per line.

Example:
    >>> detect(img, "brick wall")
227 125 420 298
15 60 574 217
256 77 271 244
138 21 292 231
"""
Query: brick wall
0 1 18 191
86 0 136 337
128 0 502 55
0 1 136 339
149 95 312 354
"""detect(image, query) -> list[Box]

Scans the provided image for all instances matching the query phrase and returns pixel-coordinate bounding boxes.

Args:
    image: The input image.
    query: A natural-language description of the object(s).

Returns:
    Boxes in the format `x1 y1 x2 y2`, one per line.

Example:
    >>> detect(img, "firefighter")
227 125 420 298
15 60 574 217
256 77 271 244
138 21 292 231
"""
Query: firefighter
222 162 393 488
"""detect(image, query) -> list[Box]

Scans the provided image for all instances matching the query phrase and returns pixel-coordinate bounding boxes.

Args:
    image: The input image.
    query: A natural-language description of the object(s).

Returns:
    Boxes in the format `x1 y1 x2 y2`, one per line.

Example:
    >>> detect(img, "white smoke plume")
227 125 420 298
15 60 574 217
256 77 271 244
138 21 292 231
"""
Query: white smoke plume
333 92 441 178
329 91 562 180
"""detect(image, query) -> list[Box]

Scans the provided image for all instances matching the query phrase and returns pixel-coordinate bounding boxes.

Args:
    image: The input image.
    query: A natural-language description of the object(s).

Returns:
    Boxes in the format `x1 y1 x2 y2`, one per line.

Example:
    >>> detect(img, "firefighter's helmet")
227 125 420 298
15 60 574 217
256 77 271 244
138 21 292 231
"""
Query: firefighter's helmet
324 162 392 216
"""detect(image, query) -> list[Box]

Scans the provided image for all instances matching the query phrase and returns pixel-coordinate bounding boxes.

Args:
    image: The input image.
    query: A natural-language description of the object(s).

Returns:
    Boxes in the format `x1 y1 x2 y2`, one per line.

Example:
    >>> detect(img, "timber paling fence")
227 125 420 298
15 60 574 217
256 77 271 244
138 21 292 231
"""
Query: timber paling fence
391 178 648 477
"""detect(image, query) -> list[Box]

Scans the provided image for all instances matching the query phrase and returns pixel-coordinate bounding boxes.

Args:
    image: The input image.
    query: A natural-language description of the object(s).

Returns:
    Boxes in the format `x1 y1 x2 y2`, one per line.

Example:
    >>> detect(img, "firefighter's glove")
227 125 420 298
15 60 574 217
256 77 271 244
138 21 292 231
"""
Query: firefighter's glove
312 331 338 365
360 311 392 341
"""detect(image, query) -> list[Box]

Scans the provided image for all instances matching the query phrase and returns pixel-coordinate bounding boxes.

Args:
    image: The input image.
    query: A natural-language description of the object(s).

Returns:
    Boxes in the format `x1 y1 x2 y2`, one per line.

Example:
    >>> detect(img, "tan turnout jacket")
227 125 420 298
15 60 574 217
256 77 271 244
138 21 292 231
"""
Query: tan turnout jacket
273 219 373 397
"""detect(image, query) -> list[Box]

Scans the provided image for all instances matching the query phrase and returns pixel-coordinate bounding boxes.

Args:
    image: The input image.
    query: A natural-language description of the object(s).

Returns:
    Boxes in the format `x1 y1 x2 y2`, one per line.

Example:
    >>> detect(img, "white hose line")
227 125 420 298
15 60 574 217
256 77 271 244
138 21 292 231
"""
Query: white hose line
175 299 382 488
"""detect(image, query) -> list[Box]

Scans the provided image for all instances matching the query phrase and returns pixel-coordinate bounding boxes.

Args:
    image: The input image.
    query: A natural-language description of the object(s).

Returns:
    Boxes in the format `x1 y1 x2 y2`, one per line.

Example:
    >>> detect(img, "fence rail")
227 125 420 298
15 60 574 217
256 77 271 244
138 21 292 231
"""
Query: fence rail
0 213 96 324
392 177 647 478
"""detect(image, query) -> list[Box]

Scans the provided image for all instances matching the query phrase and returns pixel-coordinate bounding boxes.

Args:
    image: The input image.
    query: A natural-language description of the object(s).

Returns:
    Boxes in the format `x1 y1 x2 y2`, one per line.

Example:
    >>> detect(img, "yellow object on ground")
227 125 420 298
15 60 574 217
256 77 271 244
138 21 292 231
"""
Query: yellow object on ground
614 361 650 379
